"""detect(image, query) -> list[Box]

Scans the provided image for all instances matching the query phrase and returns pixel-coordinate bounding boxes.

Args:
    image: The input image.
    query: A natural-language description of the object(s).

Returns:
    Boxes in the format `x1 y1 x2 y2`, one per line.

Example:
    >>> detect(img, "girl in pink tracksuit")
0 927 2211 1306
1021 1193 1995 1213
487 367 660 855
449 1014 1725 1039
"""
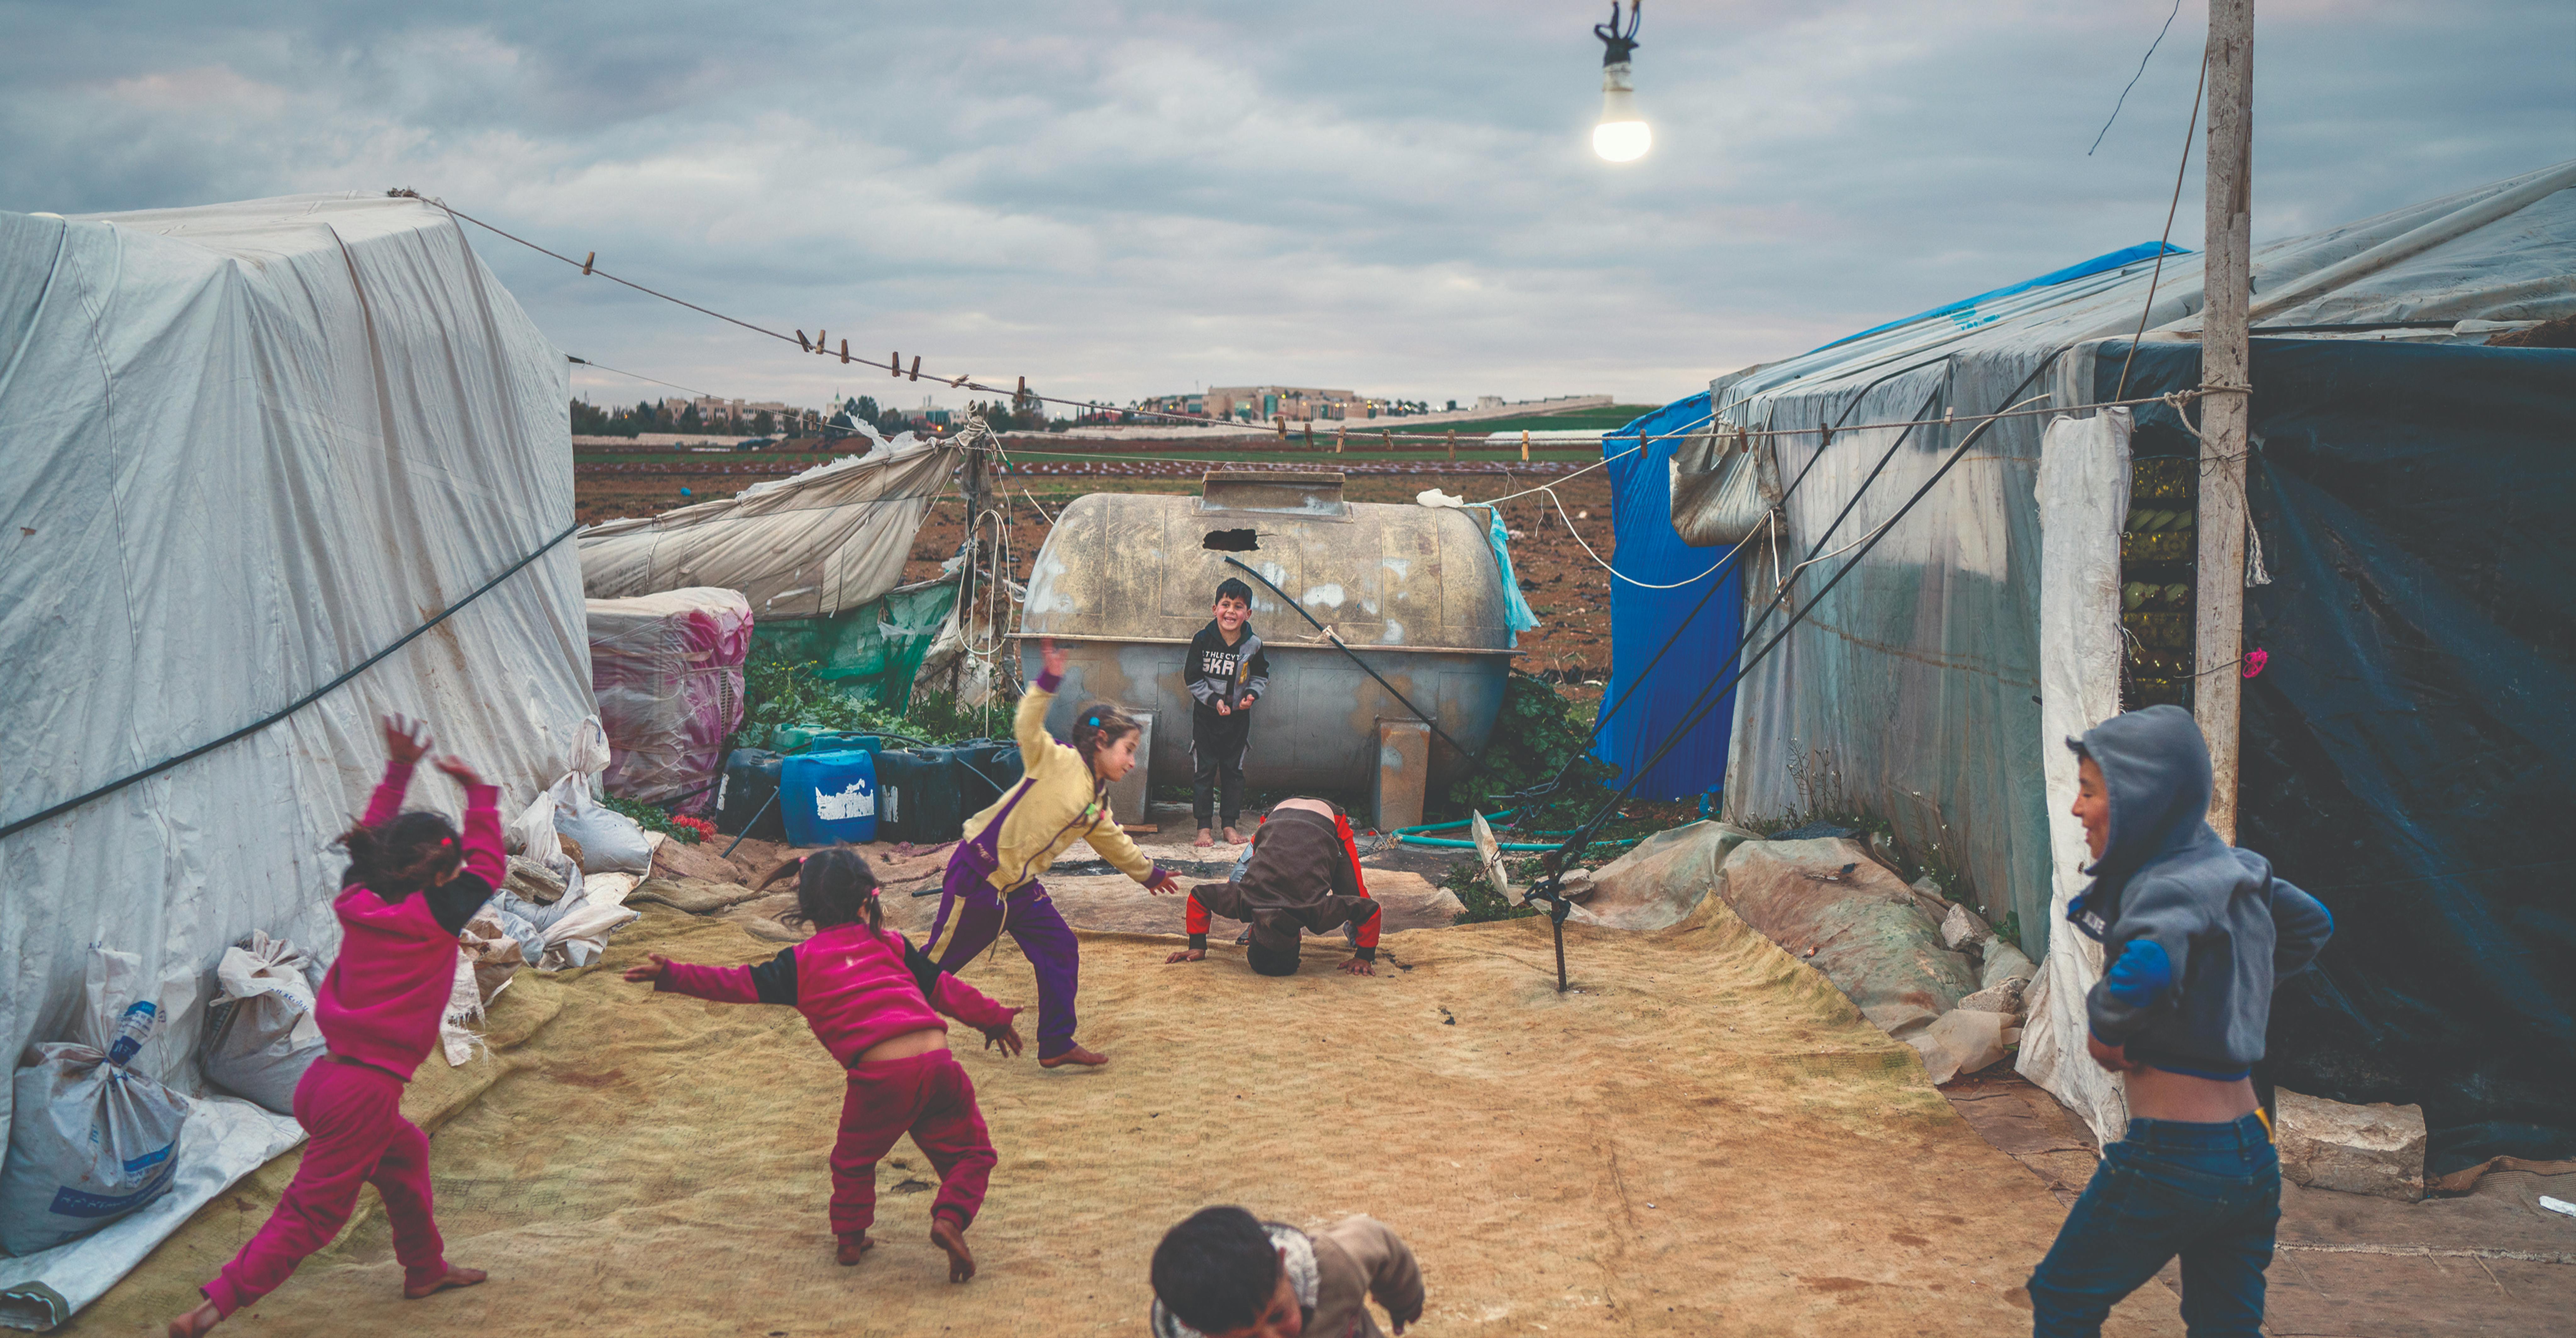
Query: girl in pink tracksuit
171 717 497 1337
625 845 1024 1282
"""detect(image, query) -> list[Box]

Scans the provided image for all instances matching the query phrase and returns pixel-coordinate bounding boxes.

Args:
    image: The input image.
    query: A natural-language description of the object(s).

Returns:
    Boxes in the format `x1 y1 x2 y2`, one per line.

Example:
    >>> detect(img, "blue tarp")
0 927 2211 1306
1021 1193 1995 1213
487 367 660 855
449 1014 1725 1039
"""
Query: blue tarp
1809 241 2187 355
2114 337 2576 1173
1592 392 1744 800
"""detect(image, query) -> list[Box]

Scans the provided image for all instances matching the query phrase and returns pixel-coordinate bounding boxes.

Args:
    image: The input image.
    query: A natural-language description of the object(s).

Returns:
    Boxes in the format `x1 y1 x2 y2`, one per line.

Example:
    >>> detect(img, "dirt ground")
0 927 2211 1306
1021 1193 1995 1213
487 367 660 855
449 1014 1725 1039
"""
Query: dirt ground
76 896 2184 1337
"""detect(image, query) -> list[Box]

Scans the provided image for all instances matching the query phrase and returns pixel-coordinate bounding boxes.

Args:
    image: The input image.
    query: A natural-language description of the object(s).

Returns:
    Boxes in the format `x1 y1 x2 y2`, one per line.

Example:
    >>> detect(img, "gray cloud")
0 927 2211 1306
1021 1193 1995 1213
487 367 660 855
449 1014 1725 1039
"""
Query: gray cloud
6 0 2570 411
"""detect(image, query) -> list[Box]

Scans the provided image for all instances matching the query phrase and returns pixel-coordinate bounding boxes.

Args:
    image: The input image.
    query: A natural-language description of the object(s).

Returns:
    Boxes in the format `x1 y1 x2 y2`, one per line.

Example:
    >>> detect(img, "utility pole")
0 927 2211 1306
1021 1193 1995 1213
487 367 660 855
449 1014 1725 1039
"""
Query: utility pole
2196 0 2253 842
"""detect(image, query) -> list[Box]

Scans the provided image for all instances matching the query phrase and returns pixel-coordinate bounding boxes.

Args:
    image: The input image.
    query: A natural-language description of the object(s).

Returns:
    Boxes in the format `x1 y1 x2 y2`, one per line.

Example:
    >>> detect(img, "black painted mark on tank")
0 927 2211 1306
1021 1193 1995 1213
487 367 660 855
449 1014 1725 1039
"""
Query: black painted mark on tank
1201 529 1260 552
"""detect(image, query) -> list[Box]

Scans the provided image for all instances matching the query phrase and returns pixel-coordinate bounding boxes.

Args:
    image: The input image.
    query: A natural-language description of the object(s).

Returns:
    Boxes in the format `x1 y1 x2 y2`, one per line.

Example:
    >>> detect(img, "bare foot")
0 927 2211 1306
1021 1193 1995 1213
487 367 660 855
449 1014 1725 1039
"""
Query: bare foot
167 1299 222 1338
1223 827 1244 845
1194 828 1214 849
402 1266 487 1300
1039 1044 1109 1069
837 1232 875 1265
931 1217 977 1283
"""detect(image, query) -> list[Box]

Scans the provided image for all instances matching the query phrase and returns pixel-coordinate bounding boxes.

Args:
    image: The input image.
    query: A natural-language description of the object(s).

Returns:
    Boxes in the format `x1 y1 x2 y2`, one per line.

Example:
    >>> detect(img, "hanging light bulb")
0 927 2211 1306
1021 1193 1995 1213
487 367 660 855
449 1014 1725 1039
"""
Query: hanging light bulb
1592 1 1650 163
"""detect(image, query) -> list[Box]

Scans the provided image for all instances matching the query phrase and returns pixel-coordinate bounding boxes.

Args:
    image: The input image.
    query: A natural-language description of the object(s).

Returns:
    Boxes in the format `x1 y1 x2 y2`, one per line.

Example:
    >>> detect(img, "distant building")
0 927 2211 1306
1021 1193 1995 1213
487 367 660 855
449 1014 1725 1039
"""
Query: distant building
1204 385 1370 423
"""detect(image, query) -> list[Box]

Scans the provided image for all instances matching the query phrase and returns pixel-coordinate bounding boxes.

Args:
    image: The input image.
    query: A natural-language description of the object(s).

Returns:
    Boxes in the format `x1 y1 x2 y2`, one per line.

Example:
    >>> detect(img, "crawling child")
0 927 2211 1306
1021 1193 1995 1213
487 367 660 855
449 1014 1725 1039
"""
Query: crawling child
1162 798 1382 977
1151 1205 1422 1338
625 846 1024 1281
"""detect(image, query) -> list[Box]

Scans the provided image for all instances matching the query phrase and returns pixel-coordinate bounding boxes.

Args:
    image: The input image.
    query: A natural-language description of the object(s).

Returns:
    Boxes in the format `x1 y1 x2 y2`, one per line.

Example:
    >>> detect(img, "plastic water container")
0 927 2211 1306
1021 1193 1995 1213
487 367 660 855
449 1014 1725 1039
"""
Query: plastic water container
717 749 787 840
803 731 884 758
875 748 965 847
781 750 880 846
950 738 1024 813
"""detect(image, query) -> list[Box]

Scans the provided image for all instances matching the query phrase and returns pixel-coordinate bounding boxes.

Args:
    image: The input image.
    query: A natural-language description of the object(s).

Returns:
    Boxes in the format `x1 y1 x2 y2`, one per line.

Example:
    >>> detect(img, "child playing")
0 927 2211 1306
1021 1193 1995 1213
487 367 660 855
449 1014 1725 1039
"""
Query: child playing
2027 704 2334 1336
1162 798 1381 977
924 636 1179 1068
1150 1205 1422 1338
624 845 1024 1281
169 716 497 1337
1185 577 1270 849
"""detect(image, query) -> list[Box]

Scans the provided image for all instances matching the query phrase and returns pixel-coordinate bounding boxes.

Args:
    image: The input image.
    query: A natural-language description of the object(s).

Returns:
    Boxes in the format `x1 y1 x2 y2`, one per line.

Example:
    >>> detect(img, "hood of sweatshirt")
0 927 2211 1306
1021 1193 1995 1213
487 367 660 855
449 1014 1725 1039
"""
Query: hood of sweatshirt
2068 703 2229 939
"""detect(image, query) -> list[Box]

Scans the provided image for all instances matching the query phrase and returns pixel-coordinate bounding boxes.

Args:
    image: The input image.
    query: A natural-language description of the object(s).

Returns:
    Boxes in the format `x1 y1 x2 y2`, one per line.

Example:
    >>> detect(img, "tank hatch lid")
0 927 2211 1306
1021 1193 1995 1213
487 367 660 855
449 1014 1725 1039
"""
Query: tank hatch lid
1198 470 1349 520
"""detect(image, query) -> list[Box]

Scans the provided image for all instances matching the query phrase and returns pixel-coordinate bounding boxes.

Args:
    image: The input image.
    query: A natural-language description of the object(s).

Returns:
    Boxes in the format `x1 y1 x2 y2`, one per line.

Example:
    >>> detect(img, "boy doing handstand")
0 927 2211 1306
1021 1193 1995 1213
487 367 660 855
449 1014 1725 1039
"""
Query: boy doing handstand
1186 577 1269 849
1162 798 1381 977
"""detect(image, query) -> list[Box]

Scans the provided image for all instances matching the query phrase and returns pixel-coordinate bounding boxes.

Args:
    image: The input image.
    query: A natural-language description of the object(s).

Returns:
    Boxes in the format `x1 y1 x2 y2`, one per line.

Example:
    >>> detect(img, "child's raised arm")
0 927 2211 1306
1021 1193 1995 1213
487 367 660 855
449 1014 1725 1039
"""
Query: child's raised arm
626 949 798 1005
362 714 435 825
1016 638 1069 756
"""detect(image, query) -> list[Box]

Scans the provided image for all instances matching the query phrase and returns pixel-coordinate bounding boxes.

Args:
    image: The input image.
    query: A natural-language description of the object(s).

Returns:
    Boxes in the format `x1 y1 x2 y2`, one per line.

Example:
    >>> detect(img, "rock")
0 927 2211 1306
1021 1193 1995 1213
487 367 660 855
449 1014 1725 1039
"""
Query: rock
504 857 567 905
1910 873 1947 903
1565 823 1756 931
1940 902 1994 952
1979 940 2037 992
557 834 586 871
653 835 750 885
2276 1090 2426 1202
1907 1008 2022 1085
1955 979 2026 1014
1557 868 1597 902
1719 838 1980 1040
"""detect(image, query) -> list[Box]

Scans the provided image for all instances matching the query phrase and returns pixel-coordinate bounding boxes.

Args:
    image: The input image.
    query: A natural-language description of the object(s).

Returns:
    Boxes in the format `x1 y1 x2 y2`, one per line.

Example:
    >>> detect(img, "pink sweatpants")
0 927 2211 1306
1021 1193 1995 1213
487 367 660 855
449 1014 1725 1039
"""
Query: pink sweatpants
202 1058 448 1316
831 1049 996 1239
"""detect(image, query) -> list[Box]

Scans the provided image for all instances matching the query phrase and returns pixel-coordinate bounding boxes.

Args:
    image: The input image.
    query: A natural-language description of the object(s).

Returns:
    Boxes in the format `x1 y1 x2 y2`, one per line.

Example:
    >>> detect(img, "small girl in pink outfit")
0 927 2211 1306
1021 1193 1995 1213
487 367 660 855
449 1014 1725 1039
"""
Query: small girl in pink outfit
625 846 1024 1282
171 717 496 1337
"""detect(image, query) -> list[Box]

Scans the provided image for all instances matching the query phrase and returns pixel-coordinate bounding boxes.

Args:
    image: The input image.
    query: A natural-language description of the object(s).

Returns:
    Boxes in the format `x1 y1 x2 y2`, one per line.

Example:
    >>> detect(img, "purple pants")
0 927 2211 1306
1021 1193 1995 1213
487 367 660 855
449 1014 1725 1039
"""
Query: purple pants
929 857 1082 1060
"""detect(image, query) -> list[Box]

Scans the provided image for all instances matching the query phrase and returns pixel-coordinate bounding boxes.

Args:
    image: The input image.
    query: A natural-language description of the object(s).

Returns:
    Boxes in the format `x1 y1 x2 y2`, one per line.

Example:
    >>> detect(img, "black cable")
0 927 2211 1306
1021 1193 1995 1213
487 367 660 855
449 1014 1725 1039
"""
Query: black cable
1219 557 1479 765
1 521 582 841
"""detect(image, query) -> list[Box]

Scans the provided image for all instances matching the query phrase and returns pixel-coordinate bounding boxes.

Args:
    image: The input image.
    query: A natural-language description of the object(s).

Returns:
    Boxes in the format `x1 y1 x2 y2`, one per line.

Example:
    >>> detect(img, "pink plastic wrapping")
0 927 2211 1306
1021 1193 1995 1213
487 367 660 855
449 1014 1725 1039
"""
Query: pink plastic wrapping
587 588 753 813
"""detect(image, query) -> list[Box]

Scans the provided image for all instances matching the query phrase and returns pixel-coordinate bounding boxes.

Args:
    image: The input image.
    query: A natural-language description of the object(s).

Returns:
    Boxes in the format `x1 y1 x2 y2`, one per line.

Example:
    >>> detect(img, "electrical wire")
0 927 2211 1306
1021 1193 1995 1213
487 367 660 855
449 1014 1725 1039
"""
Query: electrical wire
2114 43 2209 401
567 355 715 399
2088 0 2186 156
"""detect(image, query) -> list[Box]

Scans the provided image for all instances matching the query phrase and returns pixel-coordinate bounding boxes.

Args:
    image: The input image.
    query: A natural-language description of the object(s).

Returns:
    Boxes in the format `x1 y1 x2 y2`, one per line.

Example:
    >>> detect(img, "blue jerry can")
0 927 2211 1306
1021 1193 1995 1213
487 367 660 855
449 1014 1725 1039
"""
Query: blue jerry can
781 749 879 846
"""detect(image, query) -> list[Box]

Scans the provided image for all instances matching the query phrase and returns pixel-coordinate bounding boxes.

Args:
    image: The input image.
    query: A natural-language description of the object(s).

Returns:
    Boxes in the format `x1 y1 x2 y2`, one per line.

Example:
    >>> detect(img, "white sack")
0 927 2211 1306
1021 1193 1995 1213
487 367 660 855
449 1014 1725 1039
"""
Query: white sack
506 718 648 876
0 952 189 1256
2015 410 2133 1143
198 934 323 1115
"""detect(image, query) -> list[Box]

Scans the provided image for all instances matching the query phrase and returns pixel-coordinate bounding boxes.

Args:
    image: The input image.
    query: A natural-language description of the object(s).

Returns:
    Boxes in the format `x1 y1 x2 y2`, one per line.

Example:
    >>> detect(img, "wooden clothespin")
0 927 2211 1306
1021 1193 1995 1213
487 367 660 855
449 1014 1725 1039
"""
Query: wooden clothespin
1335 424 1345 454
580 251 595 276
1275 416 1288 445
909 356 922 382
797 330 812 353
839 339 851 365
1447 428 1456 461
889 352 900 378
949 372 970 389
1521 429 1531 463
1382 428 1392 451
814 330 826 356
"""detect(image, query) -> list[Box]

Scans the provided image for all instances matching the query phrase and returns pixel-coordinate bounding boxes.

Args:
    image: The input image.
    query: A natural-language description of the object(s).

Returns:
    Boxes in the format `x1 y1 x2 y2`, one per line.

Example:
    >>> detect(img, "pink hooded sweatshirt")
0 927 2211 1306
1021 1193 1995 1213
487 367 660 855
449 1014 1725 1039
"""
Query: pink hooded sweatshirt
655 920 1015 1066
311 759 502 1080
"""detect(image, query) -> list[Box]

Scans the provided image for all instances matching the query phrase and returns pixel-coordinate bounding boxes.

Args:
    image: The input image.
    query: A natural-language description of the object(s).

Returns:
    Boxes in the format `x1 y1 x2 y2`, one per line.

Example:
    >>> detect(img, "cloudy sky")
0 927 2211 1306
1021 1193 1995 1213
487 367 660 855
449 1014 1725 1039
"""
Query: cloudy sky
6 1 2570 413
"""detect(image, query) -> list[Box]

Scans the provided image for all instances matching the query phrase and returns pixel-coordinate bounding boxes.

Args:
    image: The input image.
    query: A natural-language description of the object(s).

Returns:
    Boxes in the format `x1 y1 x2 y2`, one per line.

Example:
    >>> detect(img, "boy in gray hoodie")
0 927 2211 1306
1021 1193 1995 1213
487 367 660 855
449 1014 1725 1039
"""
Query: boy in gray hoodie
2028 704 2334 1337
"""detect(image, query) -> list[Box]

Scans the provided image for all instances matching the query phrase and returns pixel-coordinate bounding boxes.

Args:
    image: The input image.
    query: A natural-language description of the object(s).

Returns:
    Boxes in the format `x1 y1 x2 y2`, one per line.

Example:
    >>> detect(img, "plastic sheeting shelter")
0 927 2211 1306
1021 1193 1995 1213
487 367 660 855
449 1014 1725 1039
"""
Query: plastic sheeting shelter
1671 160 2576 978
0 194 594 1324
1592 394 1743 800
578 439 959 620
2102 338 2575 1173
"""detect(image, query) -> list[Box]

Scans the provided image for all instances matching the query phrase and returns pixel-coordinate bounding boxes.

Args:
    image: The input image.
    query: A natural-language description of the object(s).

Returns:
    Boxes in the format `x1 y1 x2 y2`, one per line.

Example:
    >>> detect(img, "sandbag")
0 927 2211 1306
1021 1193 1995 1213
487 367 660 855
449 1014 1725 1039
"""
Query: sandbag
0 952 191 1255
199 934 324 1115
507 717 651 876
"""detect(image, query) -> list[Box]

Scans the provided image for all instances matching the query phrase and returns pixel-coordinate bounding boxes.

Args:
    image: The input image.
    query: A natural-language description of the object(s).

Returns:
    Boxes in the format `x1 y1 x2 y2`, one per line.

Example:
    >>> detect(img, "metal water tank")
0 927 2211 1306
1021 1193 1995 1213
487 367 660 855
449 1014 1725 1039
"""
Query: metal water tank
1015 471 1517 794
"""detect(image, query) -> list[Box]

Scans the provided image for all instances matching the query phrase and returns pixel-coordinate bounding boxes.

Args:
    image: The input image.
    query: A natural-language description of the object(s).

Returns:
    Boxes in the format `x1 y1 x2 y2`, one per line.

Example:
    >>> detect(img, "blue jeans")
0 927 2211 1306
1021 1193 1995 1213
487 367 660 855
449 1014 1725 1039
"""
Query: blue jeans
2028 1114 2280 1336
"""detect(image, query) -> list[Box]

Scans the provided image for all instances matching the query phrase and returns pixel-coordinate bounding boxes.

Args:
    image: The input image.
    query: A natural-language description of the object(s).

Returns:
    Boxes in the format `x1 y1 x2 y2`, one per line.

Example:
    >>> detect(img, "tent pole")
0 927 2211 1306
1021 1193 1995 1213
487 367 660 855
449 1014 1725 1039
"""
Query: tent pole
2196 0 2253 843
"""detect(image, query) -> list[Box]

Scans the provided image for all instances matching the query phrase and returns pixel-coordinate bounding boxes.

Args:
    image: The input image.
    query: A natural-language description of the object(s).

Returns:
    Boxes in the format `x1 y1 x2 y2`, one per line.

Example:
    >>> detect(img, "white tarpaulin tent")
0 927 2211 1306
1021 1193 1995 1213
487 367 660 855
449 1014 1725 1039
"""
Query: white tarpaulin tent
577 435 961 618
0 193 592 1327
1668 160 2576 1138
